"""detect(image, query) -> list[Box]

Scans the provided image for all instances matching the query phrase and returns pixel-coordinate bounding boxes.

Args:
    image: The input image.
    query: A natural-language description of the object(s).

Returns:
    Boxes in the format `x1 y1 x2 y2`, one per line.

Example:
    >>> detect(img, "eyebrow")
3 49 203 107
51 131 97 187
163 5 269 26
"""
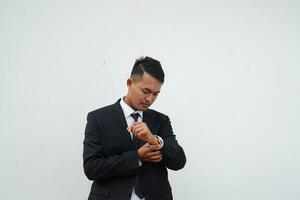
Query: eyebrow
143 88 160 94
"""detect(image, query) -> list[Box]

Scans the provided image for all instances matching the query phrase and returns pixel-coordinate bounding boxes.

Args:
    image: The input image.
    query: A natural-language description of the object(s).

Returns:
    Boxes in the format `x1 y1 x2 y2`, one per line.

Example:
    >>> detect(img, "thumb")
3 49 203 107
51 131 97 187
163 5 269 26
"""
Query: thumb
127 125 133 132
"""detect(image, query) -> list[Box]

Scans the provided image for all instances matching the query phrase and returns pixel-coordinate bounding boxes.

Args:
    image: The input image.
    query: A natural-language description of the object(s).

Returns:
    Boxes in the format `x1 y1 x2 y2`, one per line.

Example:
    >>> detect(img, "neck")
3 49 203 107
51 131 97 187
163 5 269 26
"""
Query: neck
123 96 137 111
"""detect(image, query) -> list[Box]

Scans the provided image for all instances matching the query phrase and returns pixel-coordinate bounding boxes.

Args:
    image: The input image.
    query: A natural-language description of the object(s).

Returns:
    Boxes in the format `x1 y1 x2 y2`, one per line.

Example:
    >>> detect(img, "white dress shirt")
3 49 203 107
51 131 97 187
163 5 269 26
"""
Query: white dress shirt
120 97 164 200
120 98 145 200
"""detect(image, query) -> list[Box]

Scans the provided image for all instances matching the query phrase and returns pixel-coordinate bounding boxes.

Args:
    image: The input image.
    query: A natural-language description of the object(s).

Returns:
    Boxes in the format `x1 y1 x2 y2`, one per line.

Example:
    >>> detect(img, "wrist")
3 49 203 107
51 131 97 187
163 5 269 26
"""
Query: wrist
149 135 160 145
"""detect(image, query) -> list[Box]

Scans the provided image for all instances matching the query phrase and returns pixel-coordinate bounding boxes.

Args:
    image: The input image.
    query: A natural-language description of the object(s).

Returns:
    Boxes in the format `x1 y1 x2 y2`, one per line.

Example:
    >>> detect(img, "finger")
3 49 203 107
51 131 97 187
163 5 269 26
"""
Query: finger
132 127 144 135
150 144 161 150
131 129 138 136
133 122 148 131
141 143 152 150
134 127 143 134
127 125 133 132
130 122 141 130
149 155 163 162
133 121 143 126
146 150 162 157
137 130 148 137
132 125 143 134
150 154 163 160
152 157 163 163
144 149 156 156
142 143 150 147
129 124 143 132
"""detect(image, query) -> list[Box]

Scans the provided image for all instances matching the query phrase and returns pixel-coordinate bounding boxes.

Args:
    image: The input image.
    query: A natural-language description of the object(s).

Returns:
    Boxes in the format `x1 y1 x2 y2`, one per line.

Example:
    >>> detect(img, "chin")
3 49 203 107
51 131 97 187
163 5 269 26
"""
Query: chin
138 105 149 111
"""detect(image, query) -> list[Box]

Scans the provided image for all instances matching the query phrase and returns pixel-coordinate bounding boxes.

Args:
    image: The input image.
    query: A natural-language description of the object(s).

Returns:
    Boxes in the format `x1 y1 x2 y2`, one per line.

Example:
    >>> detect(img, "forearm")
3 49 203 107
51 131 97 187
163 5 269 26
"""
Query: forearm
83 149 140 180
161 136 186 170
158 116 186 170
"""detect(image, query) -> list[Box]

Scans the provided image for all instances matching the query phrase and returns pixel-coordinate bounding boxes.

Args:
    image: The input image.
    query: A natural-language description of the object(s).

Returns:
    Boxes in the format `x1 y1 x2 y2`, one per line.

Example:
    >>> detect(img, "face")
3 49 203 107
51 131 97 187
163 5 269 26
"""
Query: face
125 72 163 111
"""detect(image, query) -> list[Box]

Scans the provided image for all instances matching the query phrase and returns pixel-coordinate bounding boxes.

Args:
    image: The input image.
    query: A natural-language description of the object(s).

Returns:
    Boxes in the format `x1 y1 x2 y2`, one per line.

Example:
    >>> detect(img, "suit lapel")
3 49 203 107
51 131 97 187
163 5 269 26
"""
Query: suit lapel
143 109 155 131
111 99 134 147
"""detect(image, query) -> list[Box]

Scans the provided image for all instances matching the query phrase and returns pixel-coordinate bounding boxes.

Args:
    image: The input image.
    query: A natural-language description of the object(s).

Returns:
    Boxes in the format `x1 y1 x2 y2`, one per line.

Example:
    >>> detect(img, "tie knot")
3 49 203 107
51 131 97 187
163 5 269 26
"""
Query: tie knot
131 113 140 122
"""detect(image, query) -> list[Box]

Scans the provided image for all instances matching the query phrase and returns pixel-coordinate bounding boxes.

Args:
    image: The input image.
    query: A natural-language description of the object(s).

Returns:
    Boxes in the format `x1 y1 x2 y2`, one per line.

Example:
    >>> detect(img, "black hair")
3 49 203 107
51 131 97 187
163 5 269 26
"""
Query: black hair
130 56 165 83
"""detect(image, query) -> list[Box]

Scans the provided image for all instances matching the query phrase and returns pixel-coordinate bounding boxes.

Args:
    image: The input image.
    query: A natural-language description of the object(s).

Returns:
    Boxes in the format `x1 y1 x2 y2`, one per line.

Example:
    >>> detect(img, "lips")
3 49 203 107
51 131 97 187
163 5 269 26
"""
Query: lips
142 103 150 107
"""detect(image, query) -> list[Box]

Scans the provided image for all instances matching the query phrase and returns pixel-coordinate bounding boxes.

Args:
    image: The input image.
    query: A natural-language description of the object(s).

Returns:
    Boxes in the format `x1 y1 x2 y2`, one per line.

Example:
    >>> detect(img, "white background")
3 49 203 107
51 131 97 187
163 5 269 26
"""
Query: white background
0 0 299 199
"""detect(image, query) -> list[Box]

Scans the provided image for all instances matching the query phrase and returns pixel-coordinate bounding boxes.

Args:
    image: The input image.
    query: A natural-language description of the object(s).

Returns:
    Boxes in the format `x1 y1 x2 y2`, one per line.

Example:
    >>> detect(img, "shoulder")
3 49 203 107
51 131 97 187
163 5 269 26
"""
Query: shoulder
90 104 114 115
145 108 170 121
87 100 119 119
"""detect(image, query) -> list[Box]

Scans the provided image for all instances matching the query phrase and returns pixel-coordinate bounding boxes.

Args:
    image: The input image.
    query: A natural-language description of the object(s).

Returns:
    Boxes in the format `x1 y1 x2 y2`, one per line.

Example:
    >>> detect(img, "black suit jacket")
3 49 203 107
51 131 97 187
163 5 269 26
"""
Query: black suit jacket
83 99 186 200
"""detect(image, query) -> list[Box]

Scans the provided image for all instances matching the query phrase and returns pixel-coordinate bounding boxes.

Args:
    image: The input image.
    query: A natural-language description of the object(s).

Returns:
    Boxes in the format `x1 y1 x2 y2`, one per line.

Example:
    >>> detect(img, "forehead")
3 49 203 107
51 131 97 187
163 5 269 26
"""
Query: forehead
133 73 162 91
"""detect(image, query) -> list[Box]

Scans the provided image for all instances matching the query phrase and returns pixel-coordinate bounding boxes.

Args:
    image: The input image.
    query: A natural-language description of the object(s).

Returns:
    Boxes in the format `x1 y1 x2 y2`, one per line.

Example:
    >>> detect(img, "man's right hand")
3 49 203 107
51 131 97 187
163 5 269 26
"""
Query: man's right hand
138 143 163 163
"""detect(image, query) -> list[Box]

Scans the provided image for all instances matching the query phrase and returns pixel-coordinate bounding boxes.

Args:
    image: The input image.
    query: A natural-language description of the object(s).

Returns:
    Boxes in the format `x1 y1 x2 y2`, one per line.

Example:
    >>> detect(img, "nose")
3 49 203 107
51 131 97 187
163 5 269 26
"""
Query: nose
145 93 154 103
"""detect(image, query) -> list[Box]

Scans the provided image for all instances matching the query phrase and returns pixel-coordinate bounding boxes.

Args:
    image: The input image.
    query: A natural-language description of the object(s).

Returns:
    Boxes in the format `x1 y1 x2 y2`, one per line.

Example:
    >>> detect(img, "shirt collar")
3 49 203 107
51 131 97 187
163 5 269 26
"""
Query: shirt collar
120 97 143 119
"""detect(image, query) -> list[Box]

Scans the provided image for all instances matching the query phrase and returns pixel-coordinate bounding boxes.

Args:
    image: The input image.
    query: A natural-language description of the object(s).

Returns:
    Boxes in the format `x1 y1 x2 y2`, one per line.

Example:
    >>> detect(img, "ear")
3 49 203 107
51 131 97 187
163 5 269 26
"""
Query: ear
127 78 132 89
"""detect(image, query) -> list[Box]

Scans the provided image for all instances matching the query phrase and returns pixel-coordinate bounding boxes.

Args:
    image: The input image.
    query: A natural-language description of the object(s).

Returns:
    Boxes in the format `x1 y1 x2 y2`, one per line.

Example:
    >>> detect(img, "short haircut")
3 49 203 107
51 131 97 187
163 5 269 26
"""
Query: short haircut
130 56 165 83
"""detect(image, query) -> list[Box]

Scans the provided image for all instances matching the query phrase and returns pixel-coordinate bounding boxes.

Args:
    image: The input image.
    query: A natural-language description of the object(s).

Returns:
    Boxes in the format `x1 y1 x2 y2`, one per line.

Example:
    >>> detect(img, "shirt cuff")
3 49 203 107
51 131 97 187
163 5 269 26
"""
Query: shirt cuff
154 135 164 149
138 159 142 166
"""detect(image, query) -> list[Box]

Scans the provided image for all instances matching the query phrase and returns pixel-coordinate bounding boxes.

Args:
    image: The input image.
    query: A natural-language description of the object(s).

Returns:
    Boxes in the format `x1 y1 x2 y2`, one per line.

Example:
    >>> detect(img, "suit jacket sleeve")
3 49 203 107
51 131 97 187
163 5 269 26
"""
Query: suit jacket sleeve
160 115 186 170
83 112 139 181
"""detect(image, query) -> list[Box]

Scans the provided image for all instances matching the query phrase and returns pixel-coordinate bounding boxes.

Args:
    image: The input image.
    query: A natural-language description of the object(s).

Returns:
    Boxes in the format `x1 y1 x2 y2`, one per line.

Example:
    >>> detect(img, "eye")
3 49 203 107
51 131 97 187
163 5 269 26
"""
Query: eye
142 90 149 94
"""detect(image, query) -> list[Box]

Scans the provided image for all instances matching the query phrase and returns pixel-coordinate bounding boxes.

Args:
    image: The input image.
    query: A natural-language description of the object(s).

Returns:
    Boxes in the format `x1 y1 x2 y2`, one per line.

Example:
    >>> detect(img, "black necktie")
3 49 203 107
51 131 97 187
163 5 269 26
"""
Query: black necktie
130 112 144 198
131 113 140 147
131 113 140 122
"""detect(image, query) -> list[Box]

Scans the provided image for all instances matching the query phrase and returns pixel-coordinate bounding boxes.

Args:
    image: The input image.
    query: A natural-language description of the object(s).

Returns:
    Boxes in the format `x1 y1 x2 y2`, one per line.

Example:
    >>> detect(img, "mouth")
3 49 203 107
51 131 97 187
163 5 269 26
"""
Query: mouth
142 103 150 108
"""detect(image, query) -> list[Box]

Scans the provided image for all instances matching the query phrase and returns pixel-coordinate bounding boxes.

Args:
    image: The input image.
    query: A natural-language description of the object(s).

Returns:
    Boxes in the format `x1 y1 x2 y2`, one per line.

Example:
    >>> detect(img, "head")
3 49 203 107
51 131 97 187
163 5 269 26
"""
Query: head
124 56 165 111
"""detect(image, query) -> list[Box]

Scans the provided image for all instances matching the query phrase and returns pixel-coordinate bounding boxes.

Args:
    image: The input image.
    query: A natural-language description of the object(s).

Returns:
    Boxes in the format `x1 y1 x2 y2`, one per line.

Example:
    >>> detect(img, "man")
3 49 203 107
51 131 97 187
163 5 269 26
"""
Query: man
83 56 186 200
